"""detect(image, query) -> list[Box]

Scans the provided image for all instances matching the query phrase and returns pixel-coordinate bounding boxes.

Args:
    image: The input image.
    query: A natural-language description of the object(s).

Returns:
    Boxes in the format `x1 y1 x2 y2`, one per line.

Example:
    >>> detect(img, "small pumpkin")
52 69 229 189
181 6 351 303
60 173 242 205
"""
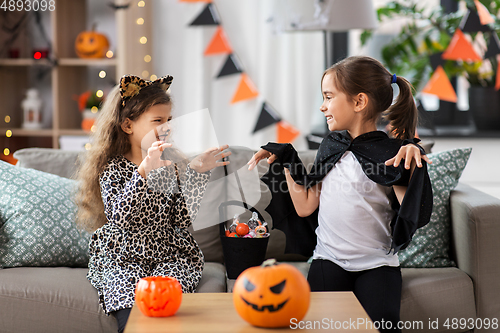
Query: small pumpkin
135 276 182 317
233 258 310 328
75 24 110 59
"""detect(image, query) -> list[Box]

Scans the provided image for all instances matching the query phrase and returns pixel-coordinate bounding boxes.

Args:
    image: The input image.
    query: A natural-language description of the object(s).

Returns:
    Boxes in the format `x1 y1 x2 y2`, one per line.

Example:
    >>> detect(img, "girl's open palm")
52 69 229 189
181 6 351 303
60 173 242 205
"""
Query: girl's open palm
190 145 231 173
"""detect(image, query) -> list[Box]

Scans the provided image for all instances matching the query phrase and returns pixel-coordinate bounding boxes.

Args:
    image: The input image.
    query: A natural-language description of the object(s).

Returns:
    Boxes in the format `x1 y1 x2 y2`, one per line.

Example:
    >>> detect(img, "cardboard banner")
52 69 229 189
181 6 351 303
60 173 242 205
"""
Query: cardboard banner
231 74 259 103
217 54 243 77
421 65 458 103
474 0 495 25
484 33 500 59
253 102 281 133
189 3 220 26
276 120 300 143
442 29 482 62
459 8 492 33
204 27 232 55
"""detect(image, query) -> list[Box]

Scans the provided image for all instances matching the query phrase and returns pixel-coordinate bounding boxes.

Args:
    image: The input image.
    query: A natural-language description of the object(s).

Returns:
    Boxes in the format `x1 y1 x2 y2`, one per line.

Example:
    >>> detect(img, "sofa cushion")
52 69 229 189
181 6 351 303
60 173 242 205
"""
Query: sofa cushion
400 267 476 333
195 262 227 293
398 148 472 268
0 267 117 333
0 161 90 268
13 148 82 179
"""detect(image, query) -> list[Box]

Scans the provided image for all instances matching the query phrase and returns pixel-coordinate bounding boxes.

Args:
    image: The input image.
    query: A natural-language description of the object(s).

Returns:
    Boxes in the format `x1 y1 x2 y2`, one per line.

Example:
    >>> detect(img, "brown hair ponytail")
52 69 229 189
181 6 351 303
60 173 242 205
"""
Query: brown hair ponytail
325 56 417 140
384 75 417 140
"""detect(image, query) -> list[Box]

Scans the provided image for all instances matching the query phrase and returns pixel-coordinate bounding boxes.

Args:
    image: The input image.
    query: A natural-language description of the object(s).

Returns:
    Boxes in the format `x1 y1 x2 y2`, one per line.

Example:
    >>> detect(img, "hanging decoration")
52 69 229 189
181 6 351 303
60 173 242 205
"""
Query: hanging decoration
459 8 491 33
231 74 259 104
496 55 500 91
421 66 458 103
474 0 495 25
184 0 301 143
190 3 220 26
253 102 281 133
204 27 232 55
484 33 500 59
217 54 243 78
277 121 300 143
441 29 482 61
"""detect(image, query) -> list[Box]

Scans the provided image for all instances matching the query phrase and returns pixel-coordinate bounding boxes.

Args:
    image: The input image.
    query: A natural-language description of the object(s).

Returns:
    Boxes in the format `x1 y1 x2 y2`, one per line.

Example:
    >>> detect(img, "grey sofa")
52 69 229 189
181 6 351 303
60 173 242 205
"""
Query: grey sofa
1 146 499 333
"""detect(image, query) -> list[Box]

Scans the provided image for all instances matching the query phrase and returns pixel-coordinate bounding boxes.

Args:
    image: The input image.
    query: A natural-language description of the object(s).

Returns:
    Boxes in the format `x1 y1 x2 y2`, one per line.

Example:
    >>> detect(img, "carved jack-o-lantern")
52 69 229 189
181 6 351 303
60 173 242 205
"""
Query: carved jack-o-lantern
135 276 182 317
233 259 310 328
75 26 110 59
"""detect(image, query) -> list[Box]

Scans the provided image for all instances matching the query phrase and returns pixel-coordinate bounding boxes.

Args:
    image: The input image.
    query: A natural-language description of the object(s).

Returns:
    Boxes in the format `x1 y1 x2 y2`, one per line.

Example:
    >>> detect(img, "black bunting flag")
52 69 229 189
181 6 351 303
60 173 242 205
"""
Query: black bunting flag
253 102 281 133
189 3 220 26
429 52 445 70
459 8 491 33
484 33 500 59
217 54 243 78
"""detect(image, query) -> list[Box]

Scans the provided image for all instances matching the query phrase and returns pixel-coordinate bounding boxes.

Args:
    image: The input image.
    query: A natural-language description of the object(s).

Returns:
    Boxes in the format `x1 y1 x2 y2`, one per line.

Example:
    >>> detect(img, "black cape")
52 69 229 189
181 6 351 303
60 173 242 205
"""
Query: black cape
261 130 433 256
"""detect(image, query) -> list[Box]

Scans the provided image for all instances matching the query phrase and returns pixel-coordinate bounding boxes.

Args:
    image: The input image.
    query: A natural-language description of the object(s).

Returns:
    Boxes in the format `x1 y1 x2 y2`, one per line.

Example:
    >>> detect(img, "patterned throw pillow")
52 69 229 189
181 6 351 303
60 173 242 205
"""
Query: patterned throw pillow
398 147 472 268
0 161 90 268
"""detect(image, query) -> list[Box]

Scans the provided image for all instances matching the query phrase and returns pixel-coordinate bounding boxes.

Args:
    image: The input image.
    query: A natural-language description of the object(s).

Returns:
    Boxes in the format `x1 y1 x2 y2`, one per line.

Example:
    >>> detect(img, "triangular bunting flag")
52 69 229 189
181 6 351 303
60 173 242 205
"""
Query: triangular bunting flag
253 102 281 133
306 133 325 150
277 121 300 143
474 0 495 25
484 33 500 59
429 52 445 70
421 65 458 103
217 54 243 78
496 56 500 90
204 27 232 56
231 74 259 103
459 8 491 33
442 29 482 61
189 3 220 26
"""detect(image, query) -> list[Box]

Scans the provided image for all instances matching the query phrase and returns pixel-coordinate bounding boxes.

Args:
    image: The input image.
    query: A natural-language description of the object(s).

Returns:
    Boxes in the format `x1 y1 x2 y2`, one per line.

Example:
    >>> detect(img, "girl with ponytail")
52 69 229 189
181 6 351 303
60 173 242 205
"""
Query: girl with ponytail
248 56 433 333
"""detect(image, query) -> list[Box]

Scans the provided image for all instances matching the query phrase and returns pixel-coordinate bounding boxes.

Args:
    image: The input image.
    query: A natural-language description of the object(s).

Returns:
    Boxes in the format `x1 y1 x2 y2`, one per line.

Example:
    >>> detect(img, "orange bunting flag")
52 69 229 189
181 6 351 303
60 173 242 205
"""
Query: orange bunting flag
496 56 500 91
474 0 495 25
231 74 259 103
442 29 482 62
277 121 300 143
421 65 458 103
204 27 232 56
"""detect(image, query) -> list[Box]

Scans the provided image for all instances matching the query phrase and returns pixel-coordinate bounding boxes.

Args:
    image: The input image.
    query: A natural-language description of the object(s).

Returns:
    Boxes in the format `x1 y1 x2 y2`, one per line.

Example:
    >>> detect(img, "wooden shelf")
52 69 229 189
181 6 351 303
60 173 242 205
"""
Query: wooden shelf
58 58 117 66
1 128 54 137
0 59 53 66
58 129 90 136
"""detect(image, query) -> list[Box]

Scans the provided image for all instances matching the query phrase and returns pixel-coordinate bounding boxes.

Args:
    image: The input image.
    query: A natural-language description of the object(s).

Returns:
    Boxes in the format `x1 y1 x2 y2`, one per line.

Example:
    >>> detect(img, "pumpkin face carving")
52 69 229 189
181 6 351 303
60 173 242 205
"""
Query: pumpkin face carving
233 259 310 327
135 276 182 317
75 30 109 59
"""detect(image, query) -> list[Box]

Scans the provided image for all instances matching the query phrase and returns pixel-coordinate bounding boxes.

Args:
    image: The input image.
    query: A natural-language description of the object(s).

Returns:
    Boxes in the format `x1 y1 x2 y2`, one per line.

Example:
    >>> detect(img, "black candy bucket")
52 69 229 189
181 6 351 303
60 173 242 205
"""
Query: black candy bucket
219 200 269 279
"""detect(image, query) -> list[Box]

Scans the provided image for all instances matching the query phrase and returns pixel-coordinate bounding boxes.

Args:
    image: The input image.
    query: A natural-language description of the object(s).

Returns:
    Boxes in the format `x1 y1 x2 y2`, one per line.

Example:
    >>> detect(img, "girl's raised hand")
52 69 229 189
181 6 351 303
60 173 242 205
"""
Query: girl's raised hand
385 144 432 169
247 149 277 171
138 141 172 178
190 145 231 174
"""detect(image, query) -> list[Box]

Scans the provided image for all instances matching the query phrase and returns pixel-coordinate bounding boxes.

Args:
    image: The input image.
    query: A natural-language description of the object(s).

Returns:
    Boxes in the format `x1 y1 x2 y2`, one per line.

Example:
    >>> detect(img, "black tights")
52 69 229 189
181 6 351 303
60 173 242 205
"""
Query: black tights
307 259 402 333
111 308 132 333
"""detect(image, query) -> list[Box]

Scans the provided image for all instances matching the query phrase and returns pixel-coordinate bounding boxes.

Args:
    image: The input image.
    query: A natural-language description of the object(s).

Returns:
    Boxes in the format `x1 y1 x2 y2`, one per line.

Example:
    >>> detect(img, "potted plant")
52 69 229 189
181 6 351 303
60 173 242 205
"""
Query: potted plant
361 0 500 130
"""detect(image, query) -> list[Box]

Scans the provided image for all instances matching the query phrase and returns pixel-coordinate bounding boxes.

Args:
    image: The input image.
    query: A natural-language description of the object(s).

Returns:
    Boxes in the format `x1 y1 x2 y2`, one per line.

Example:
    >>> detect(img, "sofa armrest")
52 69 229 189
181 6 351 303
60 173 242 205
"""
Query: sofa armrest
450 183 500 322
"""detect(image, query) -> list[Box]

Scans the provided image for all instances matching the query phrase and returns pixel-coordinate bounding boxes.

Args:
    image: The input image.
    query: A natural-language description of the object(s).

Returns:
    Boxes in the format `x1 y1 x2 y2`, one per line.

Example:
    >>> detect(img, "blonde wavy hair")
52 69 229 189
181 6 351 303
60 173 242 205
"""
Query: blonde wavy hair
75 84 171 232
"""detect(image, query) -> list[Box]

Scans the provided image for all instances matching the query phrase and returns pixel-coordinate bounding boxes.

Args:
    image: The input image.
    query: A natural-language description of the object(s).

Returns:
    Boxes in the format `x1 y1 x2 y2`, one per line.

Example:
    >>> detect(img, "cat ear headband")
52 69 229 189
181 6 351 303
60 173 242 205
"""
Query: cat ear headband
119 74 173 106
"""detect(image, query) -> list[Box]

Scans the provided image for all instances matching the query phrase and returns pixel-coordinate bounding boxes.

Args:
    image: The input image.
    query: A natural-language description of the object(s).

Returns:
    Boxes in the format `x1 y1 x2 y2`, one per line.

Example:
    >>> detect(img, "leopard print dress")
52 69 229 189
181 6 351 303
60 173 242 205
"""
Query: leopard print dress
87 156 210 314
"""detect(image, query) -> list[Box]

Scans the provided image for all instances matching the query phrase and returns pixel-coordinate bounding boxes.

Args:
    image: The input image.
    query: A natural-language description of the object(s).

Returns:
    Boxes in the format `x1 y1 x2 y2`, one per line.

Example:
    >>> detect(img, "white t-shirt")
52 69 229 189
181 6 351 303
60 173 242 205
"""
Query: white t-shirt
312 151 399 271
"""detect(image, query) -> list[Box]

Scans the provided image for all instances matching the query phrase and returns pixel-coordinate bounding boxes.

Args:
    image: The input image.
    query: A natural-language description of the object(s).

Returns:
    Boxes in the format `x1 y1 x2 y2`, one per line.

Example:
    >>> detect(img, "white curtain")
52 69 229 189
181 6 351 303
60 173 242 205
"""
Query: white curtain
152 0 325 151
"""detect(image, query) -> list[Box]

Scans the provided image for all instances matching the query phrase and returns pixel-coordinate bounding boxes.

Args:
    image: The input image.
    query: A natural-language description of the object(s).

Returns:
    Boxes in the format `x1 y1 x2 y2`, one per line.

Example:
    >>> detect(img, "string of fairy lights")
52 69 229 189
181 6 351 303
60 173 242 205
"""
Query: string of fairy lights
3 0 153 158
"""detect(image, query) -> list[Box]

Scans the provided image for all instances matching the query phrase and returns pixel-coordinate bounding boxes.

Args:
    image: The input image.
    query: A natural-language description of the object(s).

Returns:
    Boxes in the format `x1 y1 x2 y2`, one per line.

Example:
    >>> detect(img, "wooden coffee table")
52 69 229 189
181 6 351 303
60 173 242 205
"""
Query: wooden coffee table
124 292 378 332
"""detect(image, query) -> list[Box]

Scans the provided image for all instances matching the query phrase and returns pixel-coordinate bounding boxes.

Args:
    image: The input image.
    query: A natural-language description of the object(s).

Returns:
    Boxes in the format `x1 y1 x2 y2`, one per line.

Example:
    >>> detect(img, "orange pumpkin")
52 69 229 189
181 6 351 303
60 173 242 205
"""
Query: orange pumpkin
233 258 310 328
135 276 182 317
75 27 109 59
